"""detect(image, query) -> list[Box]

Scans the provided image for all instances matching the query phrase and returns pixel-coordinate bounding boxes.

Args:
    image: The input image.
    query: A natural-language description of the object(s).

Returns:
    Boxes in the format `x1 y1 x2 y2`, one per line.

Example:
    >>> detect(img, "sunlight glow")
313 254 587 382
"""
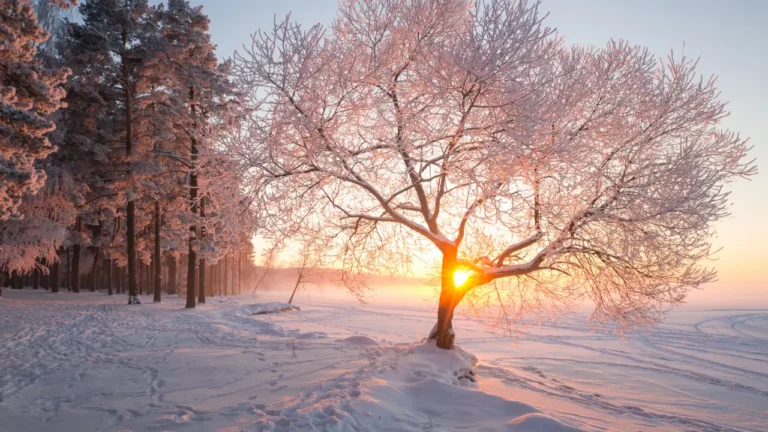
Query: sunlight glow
453 269 472 288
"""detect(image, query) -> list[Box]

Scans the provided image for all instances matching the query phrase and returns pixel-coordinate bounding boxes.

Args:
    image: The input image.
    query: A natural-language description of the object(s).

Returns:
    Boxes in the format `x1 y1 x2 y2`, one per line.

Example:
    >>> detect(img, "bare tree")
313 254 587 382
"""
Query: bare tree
252 246 277 293
233 0 756 349
287 244 320 305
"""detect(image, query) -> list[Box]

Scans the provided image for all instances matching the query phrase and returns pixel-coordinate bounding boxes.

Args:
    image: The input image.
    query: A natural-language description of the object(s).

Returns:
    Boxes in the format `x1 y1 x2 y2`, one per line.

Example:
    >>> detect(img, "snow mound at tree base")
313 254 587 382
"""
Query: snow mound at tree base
247 302 300 315
262 340 582 431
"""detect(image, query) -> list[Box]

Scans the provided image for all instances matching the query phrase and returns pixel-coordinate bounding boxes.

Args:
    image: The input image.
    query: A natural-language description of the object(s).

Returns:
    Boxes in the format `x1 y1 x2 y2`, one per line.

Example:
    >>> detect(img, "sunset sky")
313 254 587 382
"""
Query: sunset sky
186 0 766 306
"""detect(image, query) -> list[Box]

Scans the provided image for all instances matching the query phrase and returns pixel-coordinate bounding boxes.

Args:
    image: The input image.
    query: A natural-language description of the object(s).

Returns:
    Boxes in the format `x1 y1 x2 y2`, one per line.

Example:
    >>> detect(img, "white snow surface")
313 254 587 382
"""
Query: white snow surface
0 289 766 432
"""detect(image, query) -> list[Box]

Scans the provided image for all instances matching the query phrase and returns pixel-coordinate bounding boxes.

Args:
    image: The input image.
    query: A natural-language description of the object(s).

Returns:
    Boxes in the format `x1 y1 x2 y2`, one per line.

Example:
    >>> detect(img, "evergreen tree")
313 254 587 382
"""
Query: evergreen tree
149 0 233 308
0 0 72 221
61 0 153 304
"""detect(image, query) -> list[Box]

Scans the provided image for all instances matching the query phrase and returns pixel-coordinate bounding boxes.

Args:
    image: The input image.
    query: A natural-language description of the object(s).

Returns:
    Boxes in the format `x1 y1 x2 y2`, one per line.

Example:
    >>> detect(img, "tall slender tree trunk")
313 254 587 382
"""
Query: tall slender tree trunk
42 258 49 291
72 218 81 293
238 255 243 294
185 85 199 309
89 220 102 292
119 266 124 294
89 251 99 292
206 260 213 297
288 277 300 304
139 261 144 295
107 259 114 295
51 258 60 293
224 254 230 296
186 239 196 308
153 200 162 302
167 254 177 295
32 267 40 290
211 261 217 296
219 260 224 296
197 197 206 304
65 247 70 291
122 28 140 305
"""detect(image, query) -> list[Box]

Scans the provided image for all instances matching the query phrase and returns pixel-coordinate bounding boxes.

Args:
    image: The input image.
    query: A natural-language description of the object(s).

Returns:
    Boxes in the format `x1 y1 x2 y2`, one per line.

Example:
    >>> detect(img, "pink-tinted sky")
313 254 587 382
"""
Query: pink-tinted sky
182 0 766 306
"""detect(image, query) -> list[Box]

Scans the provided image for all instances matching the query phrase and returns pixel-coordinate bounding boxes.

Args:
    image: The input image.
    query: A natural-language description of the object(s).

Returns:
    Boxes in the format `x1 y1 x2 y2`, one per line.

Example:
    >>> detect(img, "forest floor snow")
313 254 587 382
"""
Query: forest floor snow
0 289 766 431
247 302 301 315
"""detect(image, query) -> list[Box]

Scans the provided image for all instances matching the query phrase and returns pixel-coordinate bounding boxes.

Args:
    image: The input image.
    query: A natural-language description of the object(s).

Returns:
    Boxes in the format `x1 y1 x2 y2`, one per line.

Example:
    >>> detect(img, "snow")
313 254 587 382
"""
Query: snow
1 289 766 431
338 335 379 346
247 302 301 315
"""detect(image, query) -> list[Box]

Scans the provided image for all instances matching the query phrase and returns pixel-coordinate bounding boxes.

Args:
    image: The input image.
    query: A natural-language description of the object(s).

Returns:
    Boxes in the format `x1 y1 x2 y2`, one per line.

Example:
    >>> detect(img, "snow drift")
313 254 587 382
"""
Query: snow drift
260 340 581 431
247 302 300 315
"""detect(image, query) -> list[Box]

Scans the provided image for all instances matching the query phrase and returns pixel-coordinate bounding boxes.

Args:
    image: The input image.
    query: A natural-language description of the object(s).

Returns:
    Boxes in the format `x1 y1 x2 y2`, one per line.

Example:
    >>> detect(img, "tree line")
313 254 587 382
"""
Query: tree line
1 0 257 306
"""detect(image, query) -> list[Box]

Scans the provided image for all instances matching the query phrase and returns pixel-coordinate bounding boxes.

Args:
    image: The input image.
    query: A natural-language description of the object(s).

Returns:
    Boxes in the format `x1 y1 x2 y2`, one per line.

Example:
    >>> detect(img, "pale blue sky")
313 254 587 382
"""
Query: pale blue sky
186 0 766 299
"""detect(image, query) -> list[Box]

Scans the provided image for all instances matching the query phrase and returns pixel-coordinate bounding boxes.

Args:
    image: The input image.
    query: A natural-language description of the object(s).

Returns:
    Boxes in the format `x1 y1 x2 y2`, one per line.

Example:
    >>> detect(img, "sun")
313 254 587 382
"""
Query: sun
453 269 472 288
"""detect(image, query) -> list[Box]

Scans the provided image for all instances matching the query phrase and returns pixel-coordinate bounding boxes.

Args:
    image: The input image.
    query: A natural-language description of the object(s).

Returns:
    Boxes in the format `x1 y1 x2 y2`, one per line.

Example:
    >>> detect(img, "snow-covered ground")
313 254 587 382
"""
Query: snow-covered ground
0 289 766 431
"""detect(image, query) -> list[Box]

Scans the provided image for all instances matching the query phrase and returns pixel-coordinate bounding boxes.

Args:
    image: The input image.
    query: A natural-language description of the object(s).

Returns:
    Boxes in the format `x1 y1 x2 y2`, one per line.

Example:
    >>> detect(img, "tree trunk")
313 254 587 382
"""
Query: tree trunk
216 260 224 295
153 200 162 302
224 253 229 296
206 260 213 297
122 27 140 305
72 247 81 293
42 258 49 291
107 259 114 295
185 85 199 309
186 244 196 308
89 220 102 292
211 261 216 296
121 266 126 294
51 259 60 293
138 261 144 295
197 197 206 304
168 254 177 295
430 249 464 350
89 250 99 292
65 246 71 291
127 198 140 304
11 271 20 289
32 267 40 289
71 245 80 292
237 252 242 294
288 277 300 304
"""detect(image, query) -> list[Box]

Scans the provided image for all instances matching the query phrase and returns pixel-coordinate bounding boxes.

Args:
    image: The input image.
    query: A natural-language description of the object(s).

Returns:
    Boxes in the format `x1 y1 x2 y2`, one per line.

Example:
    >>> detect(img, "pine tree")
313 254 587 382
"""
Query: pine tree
148 0 233 308
61 0 154 304
0 0 72 221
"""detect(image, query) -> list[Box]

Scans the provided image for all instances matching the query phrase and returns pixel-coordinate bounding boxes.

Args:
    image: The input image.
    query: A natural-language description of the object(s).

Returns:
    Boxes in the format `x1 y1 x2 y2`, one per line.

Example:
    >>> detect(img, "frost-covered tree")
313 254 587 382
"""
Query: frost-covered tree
0 169 77 296
148 0 236 308
234 0 756 349
60 0 154 303
0 0 73 220
32 0 77 58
